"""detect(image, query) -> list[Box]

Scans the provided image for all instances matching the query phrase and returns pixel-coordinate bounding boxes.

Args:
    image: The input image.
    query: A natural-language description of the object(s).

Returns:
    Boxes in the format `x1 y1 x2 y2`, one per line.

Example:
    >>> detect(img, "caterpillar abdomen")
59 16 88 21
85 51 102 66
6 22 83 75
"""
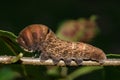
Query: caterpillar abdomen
40 39 106 65
17 24 107 65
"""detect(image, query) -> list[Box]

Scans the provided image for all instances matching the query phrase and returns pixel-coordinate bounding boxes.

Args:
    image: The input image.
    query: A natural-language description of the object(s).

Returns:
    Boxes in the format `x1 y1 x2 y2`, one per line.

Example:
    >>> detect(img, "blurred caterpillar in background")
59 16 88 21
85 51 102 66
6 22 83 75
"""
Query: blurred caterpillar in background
17 24 107 65
56 15 99 42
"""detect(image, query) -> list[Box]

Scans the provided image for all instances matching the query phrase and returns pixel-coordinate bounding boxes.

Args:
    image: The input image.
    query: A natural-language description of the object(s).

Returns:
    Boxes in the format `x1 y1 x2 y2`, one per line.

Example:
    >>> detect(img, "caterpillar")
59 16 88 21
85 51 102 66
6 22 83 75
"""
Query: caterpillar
17 24 107 65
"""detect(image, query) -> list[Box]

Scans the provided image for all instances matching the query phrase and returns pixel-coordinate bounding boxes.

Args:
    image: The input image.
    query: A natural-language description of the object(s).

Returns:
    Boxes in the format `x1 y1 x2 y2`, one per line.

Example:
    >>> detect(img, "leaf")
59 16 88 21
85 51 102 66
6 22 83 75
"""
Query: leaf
0 30 23 56
0 30 17 40
66 66 103 80
47 66 60 76
106 54 120 58
0 68 21 80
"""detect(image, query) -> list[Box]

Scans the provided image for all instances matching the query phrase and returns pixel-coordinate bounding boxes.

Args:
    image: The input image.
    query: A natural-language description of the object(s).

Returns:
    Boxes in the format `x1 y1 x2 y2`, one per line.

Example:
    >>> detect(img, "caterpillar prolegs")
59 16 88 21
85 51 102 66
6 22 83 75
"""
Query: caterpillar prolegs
17 24 107 65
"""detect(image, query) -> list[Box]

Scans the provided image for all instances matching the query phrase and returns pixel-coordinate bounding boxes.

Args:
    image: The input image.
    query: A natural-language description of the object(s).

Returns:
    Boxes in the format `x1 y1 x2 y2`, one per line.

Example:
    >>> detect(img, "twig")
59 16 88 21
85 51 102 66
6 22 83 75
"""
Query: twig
0 56 120 66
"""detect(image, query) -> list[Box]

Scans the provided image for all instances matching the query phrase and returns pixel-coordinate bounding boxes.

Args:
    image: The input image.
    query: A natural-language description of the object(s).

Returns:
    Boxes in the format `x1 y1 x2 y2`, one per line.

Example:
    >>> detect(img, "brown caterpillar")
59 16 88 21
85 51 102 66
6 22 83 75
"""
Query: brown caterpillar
17 24 107 65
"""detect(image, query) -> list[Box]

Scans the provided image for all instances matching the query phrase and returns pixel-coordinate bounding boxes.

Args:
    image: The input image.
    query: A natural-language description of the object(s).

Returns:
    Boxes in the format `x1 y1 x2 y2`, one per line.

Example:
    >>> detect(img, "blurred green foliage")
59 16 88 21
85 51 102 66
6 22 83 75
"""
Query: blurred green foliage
0 67 20 80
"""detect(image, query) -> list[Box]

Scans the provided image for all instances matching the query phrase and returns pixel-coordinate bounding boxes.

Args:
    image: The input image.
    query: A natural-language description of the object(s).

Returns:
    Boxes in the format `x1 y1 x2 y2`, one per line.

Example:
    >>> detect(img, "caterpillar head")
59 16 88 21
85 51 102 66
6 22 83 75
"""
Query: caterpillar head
17 24 49 52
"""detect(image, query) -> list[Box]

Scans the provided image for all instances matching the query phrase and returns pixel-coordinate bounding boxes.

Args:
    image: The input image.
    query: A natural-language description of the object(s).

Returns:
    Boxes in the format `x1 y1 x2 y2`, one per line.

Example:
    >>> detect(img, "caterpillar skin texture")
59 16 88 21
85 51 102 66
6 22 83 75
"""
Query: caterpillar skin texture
17 24 107 65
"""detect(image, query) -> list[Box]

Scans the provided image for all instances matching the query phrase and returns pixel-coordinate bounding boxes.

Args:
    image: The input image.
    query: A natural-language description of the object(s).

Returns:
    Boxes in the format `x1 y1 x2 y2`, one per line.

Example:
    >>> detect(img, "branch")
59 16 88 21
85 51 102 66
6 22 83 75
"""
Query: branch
0 56 120 66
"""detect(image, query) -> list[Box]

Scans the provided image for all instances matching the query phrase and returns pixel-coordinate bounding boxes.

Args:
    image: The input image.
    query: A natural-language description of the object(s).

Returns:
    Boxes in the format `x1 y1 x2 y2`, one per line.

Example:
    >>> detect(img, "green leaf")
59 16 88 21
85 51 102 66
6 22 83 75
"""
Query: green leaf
47 66 60 76
106 54 120 58
0 30 17 40
0 30 23 56
11 53 23 63
0 68 20 80
66 66 103 80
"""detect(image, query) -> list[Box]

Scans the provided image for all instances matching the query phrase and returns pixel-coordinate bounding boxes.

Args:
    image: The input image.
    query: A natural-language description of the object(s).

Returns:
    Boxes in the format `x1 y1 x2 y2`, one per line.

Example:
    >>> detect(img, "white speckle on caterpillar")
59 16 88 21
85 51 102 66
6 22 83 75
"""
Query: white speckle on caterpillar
17 24 107 65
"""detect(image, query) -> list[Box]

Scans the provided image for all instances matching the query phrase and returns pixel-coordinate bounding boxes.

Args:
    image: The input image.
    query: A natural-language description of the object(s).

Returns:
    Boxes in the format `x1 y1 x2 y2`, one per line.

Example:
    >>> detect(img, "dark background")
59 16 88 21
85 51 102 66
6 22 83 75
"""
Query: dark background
0 0 120 54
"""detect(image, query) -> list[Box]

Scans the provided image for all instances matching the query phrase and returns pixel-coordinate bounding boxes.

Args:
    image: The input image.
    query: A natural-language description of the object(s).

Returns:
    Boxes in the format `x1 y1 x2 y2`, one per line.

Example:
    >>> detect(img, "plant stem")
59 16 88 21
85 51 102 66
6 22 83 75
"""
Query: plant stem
0 56 120 66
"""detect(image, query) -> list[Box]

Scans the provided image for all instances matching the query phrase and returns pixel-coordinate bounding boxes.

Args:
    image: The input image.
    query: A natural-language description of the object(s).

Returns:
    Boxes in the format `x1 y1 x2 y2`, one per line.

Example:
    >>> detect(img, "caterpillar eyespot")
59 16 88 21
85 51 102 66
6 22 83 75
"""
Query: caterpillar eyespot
17 24 49 52
17 24 107 65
